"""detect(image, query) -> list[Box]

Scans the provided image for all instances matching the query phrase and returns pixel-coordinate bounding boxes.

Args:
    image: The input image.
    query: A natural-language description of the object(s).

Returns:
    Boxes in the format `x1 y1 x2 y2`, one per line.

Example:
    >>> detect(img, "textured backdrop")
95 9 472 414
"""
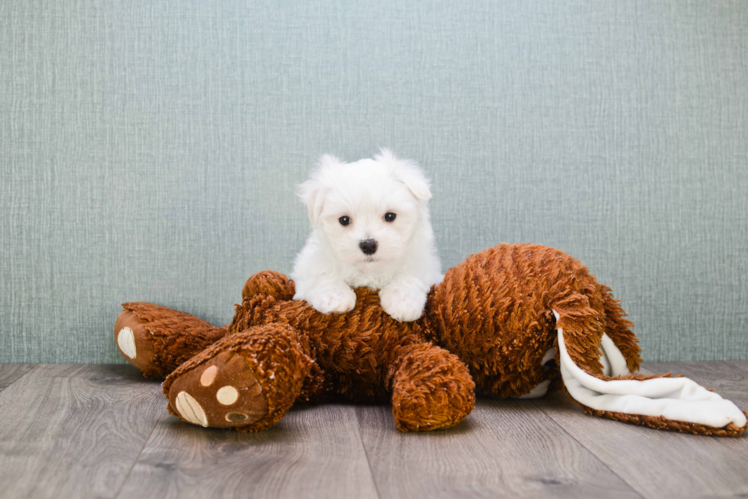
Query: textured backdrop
1 0 747 363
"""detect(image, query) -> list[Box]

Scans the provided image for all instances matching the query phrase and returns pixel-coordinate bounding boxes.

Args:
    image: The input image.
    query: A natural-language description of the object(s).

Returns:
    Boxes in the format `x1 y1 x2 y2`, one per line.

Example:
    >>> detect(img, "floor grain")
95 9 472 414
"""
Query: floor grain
118 403 379 498
1 362 746 498
0 364 164 498
356 399 639 498
0 363 34 391
533 361 748 498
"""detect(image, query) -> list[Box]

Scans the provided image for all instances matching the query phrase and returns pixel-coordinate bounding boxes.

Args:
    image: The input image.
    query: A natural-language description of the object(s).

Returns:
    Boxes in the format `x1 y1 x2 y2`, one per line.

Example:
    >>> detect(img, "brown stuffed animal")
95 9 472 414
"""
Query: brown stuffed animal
115 244 747 435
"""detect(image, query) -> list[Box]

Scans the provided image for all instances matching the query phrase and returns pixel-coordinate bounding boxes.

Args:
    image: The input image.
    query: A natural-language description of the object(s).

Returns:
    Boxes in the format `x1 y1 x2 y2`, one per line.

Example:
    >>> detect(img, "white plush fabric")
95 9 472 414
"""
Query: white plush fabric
554 310 746 429
518 380 551 399
599 333 631 377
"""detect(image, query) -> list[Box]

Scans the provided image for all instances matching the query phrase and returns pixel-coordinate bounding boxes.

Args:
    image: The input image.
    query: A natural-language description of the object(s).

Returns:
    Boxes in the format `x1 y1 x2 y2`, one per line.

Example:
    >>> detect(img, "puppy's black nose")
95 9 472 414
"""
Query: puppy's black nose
359 239 378 255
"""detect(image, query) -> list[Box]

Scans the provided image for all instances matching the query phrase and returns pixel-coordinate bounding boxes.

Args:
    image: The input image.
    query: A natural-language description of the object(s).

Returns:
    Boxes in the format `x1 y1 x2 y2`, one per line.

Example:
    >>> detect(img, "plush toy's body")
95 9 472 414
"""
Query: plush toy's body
115 244 747 436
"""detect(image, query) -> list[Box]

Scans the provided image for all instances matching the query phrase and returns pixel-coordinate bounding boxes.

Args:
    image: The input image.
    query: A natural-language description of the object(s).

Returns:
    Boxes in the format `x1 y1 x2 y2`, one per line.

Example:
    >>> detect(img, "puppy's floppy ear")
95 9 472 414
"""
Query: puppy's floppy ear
395 163 432 201
375 148 432 201
296 178 324 224
296 154 342 224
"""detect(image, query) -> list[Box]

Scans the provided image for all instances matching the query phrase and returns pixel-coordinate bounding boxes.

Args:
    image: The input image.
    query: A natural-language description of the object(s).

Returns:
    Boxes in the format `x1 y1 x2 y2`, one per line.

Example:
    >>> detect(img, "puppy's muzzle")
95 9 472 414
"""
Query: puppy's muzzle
359 239 378 255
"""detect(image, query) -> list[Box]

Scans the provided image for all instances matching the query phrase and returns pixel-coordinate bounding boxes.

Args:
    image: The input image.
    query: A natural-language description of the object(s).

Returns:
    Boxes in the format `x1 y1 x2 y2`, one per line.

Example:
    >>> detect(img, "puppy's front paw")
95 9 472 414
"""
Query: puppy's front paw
379 286 426 322
310 286 357 315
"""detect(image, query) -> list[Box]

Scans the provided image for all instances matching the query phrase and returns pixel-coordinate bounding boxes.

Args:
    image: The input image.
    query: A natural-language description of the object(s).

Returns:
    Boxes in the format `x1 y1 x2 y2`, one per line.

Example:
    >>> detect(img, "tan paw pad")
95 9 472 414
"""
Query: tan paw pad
113 309 158 373
216 386 239 405
226 413 249 423
200 365 217 386
175 391 208 427
117 327 137 359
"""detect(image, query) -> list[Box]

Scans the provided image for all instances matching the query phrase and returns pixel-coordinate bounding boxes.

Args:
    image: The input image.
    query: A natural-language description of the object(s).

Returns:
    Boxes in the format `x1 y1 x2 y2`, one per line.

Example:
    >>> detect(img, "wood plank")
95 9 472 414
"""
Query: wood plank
118 403 379 498
3 362 743 498
0 364 164 498
356 399 639 498
0 364 35 391
533 361 748 498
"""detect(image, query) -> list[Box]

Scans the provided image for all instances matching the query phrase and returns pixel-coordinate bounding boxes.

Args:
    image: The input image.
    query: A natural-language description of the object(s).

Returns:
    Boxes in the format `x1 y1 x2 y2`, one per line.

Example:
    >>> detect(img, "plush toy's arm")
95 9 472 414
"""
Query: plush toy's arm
114 302 228 378
115 271 295 379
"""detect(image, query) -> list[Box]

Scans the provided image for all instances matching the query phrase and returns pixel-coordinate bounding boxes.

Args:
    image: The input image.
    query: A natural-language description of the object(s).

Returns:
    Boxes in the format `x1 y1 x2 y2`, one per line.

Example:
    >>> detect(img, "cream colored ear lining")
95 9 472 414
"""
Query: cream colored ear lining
554 310 747 429
518 380 551 399
516 347 556 399
600 332 630 377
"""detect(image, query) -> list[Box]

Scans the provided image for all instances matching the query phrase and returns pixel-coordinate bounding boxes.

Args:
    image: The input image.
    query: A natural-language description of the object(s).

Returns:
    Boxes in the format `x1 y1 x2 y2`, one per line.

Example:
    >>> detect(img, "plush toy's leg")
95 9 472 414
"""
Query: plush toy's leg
114 303 228 378
387 343 475 432
554 310 748 436
162 322 318 431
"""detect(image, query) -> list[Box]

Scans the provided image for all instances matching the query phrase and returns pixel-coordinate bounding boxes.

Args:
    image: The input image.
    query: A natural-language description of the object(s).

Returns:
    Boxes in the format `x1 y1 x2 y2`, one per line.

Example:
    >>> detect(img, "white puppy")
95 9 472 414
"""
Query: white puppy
291 149 442 322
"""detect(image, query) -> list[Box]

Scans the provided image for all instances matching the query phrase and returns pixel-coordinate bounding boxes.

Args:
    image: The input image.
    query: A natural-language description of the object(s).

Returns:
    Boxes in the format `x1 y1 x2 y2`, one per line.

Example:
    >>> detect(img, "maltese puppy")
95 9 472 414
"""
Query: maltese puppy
291 149 442 322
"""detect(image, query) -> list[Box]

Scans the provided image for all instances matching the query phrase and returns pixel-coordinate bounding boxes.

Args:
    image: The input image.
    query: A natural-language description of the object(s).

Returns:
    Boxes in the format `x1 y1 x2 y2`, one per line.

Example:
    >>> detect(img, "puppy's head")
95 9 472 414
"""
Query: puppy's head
297 149 432 265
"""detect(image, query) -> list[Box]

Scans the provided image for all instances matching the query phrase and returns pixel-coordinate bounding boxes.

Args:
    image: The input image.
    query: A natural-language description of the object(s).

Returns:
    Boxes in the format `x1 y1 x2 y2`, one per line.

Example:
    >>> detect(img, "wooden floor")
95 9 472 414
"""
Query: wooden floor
0 362 746 498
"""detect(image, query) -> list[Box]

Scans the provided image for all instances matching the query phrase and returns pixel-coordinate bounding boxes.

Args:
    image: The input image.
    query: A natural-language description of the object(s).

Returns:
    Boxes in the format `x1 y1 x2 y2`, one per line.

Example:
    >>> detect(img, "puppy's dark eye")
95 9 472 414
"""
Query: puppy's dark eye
339 216 351 226
384 212 396 222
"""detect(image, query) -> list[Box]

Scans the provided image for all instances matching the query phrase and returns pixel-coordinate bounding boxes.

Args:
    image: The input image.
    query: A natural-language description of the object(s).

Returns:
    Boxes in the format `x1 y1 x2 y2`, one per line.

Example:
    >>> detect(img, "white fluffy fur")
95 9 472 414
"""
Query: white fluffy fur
292 149 442 322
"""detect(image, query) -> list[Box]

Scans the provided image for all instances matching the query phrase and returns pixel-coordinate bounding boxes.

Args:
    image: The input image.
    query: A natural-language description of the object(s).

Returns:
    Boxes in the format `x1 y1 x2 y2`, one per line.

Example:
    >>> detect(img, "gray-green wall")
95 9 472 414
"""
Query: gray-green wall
2 0 747 363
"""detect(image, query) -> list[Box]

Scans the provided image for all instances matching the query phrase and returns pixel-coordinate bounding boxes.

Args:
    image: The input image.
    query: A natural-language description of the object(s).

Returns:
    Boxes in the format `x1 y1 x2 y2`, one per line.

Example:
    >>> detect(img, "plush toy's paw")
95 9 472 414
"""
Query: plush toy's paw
167 350 269 428
310 286 357 315
163 323 312 431
379 285 427 322
114 303 227 379
390 344 476 431
114 308 157 374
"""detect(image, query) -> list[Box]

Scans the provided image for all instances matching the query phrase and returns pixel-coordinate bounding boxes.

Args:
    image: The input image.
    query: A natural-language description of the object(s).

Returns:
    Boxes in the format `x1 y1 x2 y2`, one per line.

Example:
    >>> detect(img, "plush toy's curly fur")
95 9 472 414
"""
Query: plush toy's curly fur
115 244 747 436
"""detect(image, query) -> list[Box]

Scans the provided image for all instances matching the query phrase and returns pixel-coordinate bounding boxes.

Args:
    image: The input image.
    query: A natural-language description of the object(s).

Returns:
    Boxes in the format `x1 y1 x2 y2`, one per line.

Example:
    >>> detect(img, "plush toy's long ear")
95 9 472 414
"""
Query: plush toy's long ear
296 154 341 225
376 148 432 201
553 309 747 436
